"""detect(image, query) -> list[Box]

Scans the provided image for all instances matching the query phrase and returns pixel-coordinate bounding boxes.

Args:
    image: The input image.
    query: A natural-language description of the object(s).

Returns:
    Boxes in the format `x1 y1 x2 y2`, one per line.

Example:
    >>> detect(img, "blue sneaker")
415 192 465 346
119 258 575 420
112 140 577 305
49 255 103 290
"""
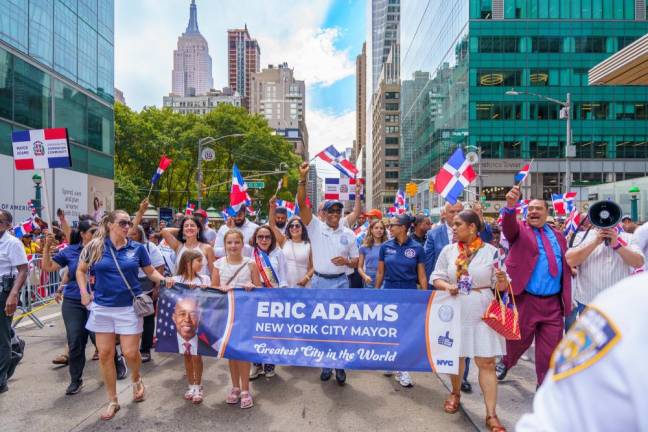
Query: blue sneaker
335 369 346 386
320 368 332 381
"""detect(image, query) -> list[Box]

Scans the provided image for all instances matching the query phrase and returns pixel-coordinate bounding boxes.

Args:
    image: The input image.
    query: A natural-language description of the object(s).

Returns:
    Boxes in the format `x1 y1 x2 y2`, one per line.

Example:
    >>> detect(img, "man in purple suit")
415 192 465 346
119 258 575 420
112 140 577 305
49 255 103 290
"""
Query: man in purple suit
496 186 572 387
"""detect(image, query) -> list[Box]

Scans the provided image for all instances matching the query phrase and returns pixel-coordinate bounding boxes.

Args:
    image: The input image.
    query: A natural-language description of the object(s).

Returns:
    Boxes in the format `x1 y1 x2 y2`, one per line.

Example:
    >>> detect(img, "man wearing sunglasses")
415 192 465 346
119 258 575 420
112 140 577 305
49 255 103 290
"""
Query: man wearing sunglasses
297 163 359 385
0 210 29 394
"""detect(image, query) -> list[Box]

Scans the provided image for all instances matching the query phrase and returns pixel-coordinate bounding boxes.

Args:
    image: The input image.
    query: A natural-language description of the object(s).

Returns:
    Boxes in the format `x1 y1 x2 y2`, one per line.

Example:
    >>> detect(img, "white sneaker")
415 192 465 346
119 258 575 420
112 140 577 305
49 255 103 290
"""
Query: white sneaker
394 371 402 382
249 364 264 380
398 371 413 388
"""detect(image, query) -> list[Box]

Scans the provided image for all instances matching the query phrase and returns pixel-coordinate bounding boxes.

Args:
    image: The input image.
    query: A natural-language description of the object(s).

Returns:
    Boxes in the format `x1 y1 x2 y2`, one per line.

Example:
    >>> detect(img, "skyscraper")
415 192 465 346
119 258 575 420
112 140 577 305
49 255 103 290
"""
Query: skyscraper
228 25 260 110
250 63 308 159
171 0 213 97
355 43 367 178
370 0 400 94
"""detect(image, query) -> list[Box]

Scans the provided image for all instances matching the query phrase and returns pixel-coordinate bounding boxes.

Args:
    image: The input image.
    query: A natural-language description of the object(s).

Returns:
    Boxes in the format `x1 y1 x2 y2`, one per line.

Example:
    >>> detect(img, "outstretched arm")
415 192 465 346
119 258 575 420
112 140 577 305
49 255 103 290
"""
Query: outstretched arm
297 162 312 225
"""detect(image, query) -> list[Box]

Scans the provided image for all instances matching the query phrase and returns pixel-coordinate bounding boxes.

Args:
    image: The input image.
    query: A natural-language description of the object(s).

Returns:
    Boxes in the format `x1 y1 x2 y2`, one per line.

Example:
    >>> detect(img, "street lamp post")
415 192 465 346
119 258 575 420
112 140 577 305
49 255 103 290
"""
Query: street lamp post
506 89 573 193
196 134 245 209
32 173 42 217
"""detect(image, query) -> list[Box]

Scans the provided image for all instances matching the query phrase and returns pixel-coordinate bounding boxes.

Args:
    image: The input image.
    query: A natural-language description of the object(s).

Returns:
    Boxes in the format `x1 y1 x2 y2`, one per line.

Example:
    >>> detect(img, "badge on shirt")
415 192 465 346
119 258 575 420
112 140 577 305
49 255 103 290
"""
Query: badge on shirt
550 306 621 382
404 248 416 259
340 236 349 246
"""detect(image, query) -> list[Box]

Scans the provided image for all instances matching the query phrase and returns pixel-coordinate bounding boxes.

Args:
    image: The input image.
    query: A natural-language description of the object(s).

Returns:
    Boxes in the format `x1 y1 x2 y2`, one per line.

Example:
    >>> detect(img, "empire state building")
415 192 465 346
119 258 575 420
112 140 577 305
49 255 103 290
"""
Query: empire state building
171 0 213 97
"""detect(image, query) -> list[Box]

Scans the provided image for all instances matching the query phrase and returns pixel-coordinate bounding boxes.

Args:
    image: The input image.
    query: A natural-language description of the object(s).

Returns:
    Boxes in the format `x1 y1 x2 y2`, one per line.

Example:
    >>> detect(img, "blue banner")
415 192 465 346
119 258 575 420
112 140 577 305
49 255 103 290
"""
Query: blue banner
156 285 461 373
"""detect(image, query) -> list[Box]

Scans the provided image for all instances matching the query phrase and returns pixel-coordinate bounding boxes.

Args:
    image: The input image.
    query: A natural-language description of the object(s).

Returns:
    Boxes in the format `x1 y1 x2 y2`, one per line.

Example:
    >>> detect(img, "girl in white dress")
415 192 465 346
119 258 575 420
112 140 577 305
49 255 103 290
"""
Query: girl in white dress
173 249 211 404
161 216 215 277
211 229 260 409
431 209 509 432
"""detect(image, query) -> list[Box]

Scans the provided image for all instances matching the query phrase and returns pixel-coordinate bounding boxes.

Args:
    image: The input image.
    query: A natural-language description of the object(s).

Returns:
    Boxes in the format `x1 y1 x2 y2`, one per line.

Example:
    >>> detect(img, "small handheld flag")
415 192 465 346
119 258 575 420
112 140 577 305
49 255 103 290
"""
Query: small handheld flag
315 145 359 178
514 163 531 184
185 201 195 215
13 219 36 238
551 192 577 215
230 164 252 212
276 199 296 217
435 148 477 204
151 155 173 185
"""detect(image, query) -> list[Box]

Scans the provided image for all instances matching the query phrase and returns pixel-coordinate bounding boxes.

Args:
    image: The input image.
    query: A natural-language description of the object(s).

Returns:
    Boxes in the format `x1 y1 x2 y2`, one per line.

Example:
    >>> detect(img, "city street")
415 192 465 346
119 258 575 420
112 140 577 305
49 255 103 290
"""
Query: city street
4 307 486 432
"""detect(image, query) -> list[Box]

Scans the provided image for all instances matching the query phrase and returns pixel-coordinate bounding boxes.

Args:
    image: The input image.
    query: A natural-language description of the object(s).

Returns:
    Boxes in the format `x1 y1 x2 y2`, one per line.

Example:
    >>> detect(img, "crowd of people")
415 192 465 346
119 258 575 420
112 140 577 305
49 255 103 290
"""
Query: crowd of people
1 161 647 431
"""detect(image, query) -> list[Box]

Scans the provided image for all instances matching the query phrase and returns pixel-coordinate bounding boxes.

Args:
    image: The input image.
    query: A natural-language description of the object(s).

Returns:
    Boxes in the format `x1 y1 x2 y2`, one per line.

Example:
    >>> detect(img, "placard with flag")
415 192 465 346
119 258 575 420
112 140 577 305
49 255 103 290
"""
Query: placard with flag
151 155 173 185
12 128 71 170
230 164 252 212
551 192 577 215
434 148 476 204
324 177 365 201
316 145 359 178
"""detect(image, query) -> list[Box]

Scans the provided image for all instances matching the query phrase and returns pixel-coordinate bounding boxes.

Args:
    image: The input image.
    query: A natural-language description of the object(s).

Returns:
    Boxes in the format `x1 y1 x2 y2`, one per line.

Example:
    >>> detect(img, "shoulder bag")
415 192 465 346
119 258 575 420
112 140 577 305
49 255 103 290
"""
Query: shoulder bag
109 245 154 317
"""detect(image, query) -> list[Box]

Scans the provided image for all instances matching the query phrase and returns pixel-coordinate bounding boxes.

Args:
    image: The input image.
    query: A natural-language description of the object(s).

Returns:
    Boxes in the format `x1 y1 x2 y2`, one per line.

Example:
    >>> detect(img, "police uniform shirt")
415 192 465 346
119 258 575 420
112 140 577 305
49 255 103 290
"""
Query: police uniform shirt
516 273 648 432
306 217 358 275
0 232 28 277
379 237 425 289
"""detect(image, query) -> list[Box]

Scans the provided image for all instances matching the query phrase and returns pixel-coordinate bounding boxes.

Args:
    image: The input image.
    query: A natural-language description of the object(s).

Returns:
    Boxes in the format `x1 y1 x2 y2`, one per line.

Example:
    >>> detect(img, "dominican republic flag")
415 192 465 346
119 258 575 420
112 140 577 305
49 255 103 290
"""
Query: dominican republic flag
276 199 296 217
354 221 369 246
435 148 477 204
11 128 71 170
27 200 36 216
516 199 530 221
614 224 628 247
514 163 531 184
563 209 581 236
13 219 36 238
316 145 359 178
324 177 365 201
551 192 577 215
230 164 252 212
185 201 195 215
151 155 173 185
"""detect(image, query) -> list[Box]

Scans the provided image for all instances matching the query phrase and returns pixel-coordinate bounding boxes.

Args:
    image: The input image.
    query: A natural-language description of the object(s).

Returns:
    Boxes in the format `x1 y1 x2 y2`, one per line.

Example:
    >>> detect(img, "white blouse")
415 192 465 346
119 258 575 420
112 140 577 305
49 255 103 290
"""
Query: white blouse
282 240 311 287
431 242 500 288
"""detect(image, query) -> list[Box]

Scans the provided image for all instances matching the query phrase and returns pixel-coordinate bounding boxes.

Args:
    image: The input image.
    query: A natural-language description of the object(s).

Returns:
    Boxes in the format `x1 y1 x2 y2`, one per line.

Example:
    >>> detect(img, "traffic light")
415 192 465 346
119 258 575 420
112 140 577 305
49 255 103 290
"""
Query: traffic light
282 176 288 188
429 180 435 192
406 182 418 197
201 182 207 195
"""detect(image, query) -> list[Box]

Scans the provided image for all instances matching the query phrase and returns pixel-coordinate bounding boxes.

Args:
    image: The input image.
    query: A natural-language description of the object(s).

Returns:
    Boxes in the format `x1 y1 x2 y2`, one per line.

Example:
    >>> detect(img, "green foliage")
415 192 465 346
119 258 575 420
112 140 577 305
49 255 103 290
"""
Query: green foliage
114 103 302 214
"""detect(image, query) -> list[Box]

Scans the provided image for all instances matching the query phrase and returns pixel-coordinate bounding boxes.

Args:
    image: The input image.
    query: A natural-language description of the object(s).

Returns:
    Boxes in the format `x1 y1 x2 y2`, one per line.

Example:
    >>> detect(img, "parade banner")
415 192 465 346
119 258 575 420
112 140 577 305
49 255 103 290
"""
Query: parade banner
156 285 461 373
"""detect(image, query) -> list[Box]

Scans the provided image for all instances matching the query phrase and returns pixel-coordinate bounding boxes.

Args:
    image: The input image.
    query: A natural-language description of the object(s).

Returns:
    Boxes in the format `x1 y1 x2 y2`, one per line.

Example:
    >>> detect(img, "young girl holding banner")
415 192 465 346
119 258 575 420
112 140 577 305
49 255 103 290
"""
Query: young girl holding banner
211 229 260 409
248 225 288 380
173 250 211 404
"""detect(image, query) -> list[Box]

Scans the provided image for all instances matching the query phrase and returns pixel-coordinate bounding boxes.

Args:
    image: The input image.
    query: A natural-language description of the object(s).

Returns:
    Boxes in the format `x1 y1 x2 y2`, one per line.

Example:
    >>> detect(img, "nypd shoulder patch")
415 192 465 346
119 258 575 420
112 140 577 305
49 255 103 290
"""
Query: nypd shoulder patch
550 306 621 382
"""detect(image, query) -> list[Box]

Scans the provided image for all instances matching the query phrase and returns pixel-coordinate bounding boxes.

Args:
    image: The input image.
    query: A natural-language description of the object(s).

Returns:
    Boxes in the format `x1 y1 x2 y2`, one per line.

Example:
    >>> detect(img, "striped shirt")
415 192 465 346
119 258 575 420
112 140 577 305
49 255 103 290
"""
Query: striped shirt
571 230 644 305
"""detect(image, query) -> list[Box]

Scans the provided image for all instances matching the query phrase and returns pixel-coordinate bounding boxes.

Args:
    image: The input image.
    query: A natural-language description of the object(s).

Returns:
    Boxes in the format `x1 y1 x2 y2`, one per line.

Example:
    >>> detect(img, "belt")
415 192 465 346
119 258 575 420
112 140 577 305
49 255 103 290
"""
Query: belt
314 271 346 279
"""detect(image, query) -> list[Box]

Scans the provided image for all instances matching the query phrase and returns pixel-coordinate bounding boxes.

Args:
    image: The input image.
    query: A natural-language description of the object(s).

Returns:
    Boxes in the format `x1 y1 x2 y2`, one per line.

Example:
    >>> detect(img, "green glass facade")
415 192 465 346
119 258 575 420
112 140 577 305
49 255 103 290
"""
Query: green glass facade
0 0 114 179
401 0 648 205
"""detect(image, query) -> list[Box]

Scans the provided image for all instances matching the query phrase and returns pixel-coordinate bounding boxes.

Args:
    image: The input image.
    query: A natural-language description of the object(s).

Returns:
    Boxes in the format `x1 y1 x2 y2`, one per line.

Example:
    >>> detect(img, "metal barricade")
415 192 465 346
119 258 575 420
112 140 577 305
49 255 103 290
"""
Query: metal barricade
12 255 62 329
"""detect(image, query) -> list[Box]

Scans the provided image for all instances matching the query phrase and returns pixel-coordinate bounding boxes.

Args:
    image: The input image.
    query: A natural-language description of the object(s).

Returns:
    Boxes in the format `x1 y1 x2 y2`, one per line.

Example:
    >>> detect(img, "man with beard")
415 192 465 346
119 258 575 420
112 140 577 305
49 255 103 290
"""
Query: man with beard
297 162 358 385
274 207 288 230
215 206 258 257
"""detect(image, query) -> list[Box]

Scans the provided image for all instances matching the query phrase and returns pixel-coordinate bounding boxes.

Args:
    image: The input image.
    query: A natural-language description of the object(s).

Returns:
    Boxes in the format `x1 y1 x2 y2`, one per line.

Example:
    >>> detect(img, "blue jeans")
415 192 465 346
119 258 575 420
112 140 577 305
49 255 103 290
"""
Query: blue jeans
311 274 349 289
564 302 586 331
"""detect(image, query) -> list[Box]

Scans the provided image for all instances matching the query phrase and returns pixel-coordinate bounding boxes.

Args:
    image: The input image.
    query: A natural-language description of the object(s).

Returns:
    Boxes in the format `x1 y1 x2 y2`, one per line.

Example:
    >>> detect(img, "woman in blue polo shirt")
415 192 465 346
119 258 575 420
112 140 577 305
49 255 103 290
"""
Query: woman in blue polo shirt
76 210 170 421
42 219 97 396
374 214 428 388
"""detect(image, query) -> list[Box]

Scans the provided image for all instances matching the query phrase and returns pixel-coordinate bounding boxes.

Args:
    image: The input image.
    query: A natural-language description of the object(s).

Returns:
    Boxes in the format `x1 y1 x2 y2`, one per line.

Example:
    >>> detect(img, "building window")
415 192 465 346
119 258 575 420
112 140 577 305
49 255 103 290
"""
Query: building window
531 37 561 53
618 36 638 50
29 0 54 67
54 1 78 80
615 103 648 120
575 141 607 158
574 102 609 120
385 92 399 99
13 56 51 129
530 102 560 120
475 102 522 120
77 19 98 89
574 37 606 53
386 137 399 145
529 140 561 158
0 0 28 52
478 37 518 53
385 148 399 156
385 172 399 179
616 140 648 158
385 103 399 110
476 69 522 87
386 126 400 133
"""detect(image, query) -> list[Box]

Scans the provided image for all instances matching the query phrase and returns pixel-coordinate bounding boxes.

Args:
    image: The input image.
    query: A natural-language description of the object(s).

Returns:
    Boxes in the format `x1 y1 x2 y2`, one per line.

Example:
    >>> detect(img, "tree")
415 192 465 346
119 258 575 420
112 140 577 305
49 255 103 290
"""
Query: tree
114 103 302 214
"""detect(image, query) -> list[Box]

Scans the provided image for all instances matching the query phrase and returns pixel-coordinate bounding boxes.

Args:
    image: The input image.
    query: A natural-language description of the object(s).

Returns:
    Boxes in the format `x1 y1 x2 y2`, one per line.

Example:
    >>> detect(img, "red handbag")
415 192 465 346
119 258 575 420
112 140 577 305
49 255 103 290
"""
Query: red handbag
482 283 521 340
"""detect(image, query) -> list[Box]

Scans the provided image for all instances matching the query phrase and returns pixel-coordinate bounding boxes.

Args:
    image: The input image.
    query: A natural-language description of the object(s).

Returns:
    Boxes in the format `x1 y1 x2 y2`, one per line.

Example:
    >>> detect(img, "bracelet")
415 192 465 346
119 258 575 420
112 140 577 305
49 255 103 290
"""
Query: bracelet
612 242 622 250
298 179 306 185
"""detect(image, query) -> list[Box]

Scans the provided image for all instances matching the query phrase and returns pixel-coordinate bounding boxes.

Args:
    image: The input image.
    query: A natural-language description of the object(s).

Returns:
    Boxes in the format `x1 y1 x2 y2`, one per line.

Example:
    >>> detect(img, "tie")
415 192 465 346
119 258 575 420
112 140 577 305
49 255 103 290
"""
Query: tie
538 227 558 277
183 342 192 356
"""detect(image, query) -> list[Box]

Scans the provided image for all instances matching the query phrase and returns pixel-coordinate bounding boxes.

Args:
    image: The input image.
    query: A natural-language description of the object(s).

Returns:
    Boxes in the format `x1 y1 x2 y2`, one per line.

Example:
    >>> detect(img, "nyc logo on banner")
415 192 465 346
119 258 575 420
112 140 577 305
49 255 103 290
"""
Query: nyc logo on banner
156 285 460 374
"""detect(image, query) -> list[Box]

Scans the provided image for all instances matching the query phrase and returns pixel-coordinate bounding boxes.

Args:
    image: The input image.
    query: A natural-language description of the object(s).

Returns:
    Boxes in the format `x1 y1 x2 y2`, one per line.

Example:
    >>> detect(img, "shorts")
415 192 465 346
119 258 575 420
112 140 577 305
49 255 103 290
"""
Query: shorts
85 302 143 335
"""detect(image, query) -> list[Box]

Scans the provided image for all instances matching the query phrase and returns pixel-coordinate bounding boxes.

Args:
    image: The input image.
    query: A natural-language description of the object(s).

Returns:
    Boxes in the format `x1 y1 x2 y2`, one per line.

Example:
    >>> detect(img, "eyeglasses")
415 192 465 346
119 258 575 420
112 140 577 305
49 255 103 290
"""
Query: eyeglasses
288 224 302 229
326 208 342 214
117 220 134 228
256 235 272 240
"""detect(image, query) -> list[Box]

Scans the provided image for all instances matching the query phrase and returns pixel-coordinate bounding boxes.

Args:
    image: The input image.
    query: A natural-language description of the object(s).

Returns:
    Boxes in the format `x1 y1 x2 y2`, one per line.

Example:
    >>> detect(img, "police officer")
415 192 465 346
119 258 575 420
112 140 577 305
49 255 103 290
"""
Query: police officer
0 210 28 393
516 272 648 432
374 214 428 387
297 162 359 385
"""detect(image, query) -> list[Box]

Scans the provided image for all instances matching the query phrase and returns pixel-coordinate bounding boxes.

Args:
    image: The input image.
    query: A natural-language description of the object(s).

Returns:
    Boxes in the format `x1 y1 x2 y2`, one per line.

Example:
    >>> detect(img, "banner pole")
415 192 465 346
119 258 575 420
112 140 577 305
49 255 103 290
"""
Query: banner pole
40 169 53 229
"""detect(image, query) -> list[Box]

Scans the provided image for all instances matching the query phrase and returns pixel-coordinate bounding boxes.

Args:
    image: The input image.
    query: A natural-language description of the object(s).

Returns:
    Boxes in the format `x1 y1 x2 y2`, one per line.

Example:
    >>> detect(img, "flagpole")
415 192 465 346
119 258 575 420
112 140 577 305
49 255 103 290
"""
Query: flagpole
146 183 154 199
39 169 53 229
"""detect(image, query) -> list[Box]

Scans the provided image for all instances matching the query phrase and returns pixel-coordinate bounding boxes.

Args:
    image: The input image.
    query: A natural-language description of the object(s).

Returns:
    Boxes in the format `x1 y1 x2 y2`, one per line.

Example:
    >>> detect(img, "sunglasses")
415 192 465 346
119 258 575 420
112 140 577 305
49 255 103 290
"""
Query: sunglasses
117 220 134 228
88 228 98 234
326 208 342 214
386 223 403 228
256 235 272 240
288 224 302 229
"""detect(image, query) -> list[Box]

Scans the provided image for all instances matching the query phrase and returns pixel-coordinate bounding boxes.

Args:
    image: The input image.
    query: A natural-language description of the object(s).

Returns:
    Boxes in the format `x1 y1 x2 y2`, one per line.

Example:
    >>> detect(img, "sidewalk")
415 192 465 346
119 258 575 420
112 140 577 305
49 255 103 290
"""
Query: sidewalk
438 352 537 432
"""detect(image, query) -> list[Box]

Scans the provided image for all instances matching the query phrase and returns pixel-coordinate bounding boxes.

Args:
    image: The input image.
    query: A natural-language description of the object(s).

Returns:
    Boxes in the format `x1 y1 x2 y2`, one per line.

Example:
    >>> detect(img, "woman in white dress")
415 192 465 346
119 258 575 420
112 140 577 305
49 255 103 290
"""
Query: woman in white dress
431 209 509 432
211 229 260 409
161 216 215 277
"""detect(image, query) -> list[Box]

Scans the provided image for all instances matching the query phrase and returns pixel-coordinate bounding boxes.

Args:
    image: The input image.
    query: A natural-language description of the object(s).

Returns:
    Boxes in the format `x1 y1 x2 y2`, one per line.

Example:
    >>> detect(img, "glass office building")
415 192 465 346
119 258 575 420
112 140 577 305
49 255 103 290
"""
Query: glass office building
401 0 648 210
0 0 115 180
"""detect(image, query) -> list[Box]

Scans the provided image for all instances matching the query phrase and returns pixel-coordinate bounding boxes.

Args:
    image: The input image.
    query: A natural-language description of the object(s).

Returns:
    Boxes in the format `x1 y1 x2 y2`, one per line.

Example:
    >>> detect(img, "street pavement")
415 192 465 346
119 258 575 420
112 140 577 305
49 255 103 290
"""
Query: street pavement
3 305 484 432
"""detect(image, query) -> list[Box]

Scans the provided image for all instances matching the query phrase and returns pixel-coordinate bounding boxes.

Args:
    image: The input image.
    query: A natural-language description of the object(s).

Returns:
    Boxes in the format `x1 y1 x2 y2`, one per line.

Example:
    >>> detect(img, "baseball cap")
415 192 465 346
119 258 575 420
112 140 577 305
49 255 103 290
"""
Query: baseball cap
621 214 632 222
363 209 383 219
323 200 343 211
194 208 208 218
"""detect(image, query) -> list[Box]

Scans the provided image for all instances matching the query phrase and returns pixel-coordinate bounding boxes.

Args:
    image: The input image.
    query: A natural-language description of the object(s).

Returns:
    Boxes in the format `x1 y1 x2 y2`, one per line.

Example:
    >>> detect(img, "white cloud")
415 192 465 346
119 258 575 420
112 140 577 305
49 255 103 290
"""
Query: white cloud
307 108 356 178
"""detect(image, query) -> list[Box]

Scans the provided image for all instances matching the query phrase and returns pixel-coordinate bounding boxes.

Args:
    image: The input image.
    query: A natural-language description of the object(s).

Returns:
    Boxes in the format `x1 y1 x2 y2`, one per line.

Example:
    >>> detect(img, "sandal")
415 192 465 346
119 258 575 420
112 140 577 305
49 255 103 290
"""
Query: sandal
443 392 461 414
184 386 196 401
240 391 253 409
100 401 120 421
226 387 241 404
133 378 146 402
92 350 99 361
192 386 204 405
52 353 69 365
486 415 506 432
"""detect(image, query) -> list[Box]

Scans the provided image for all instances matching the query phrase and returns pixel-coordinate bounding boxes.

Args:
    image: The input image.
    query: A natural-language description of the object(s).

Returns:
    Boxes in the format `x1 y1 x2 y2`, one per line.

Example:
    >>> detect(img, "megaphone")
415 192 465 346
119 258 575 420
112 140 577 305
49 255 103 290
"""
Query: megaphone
588 200 622 229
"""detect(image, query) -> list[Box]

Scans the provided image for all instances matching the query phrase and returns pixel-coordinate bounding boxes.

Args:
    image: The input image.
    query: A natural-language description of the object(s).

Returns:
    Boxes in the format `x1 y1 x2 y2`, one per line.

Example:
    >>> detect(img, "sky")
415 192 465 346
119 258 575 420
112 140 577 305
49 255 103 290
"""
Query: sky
114 0 365 178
